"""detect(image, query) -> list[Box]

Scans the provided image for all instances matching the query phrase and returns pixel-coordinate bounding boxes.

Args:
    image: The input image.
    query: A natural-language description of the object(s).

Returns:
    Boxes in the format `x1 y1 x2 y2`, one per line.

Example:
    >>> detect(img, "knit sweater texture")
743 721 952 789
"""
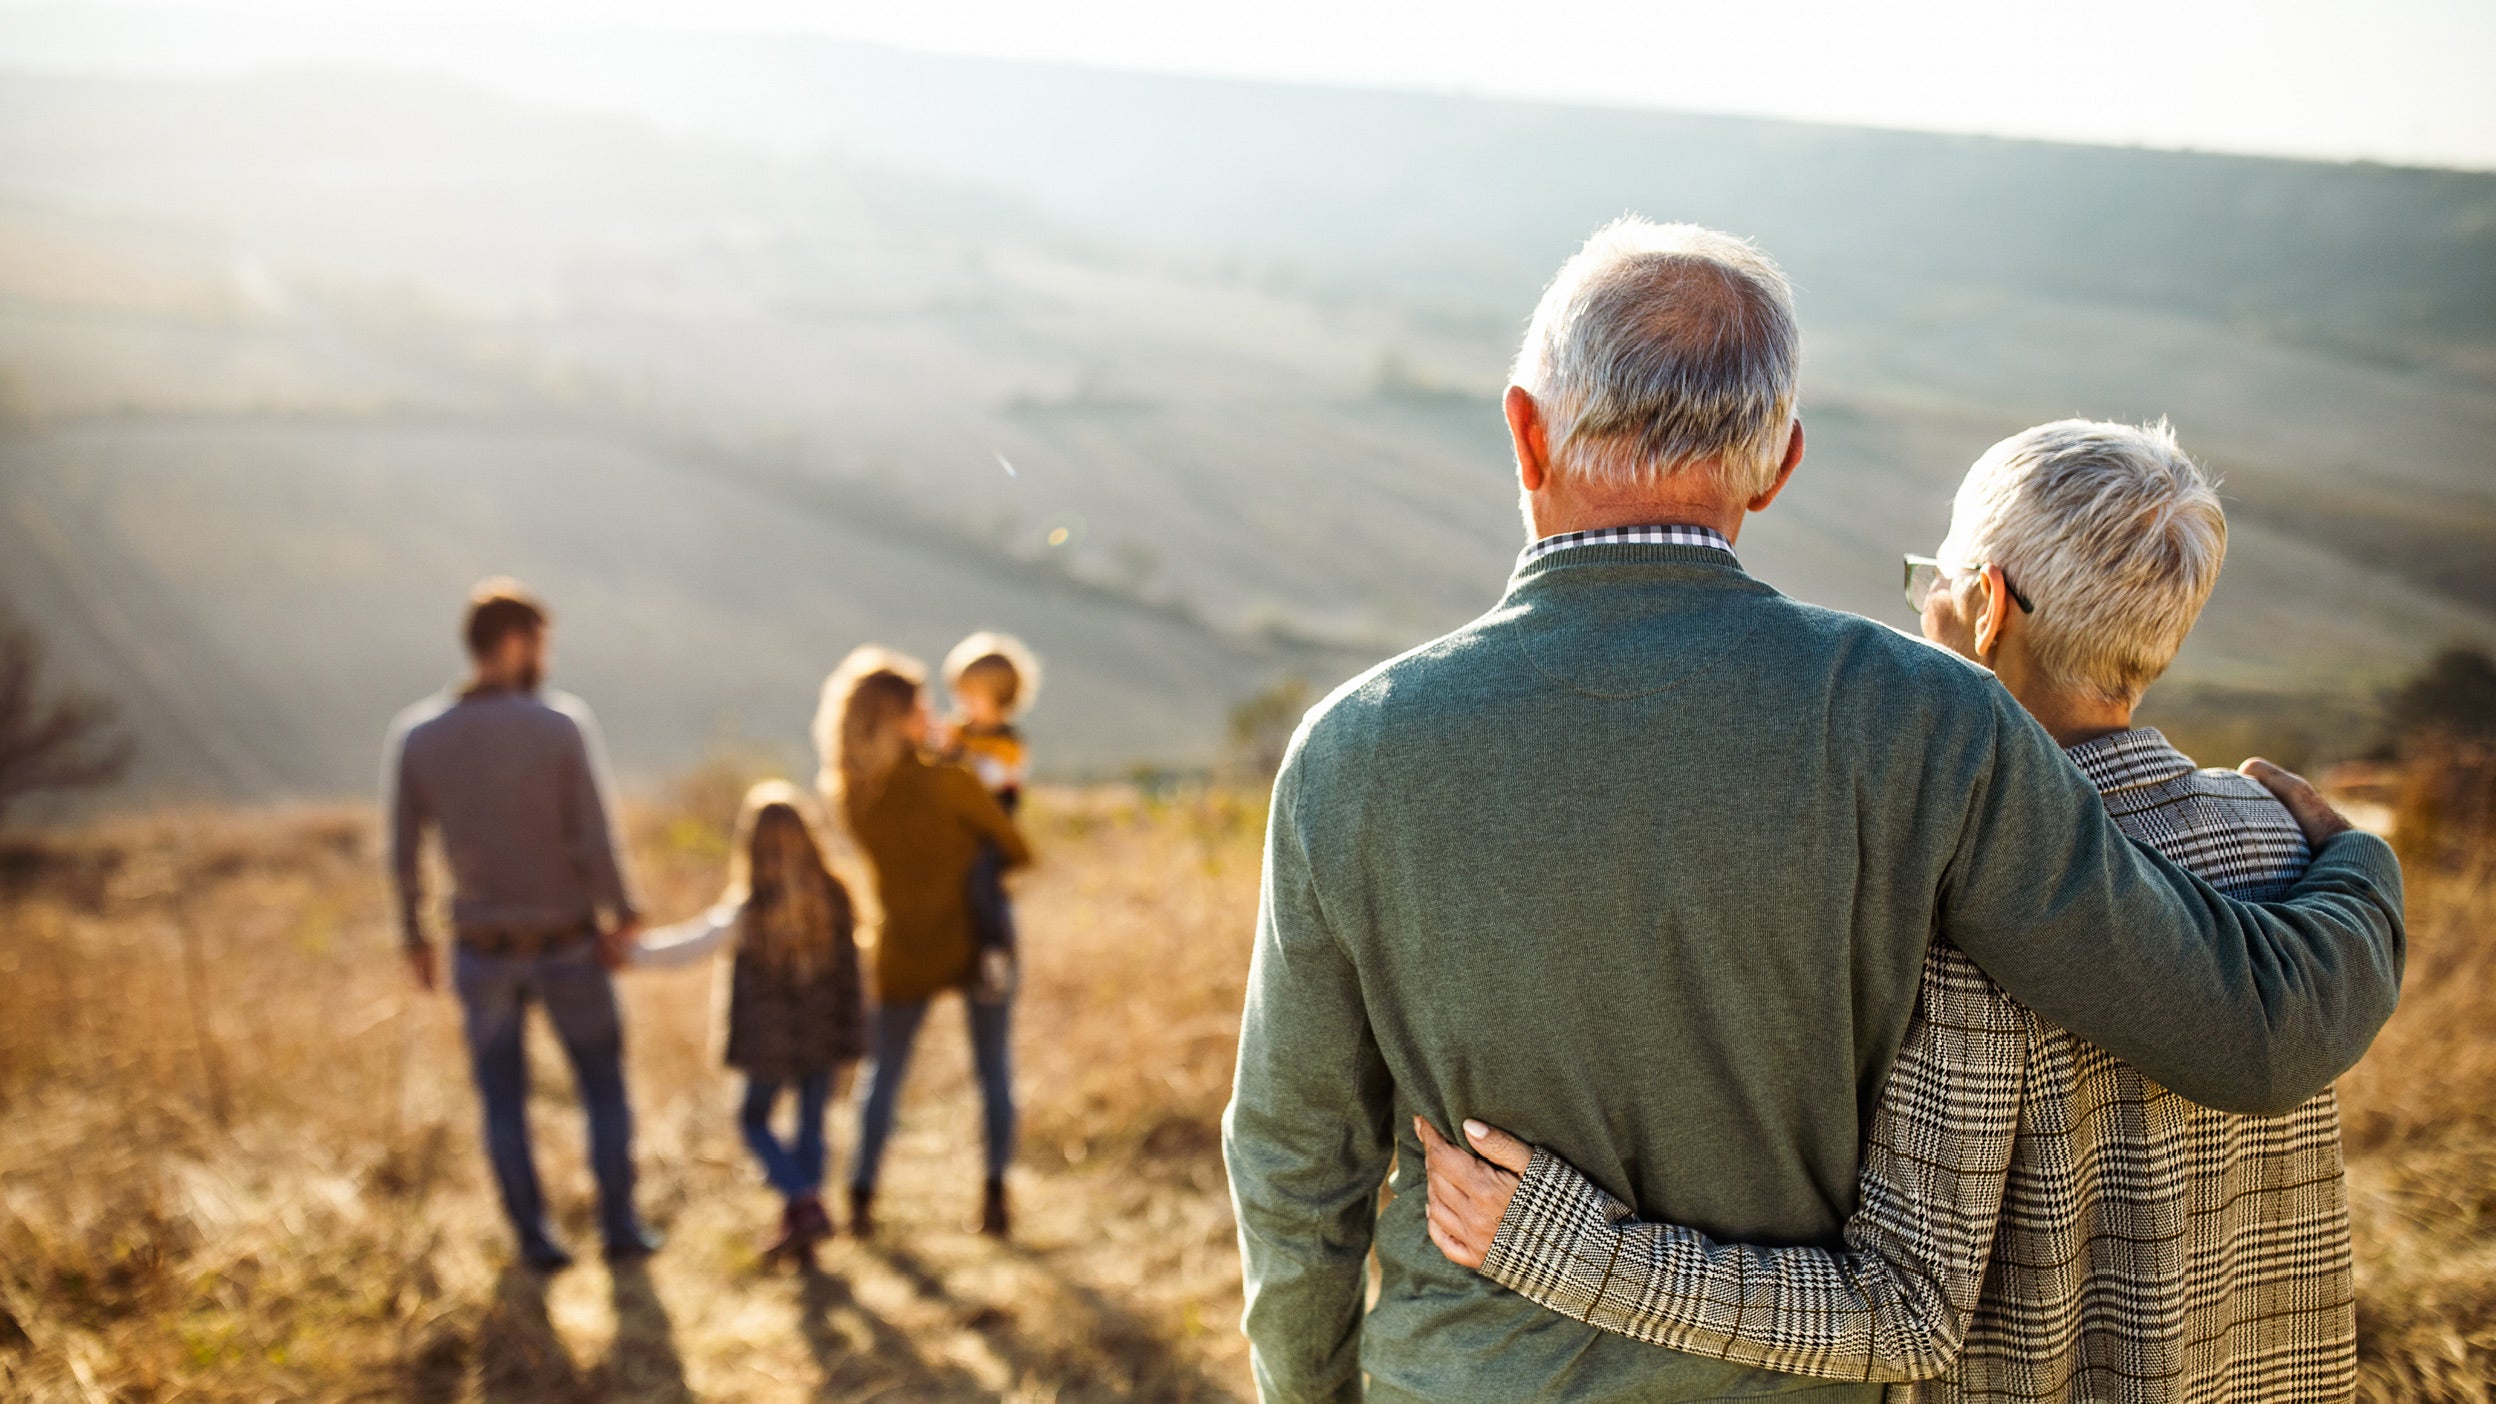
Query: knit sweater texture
845 751 1033 1004
1222 544 2405 1404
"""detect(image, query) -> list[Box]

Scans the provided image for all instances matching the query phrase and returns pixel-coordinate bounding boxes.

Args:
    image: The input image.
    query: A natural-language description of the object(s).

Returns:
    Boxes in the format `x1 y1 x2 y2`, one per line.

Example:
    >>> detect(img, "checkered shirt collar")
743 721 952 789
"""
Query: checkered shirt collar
1519 524 1738 568
2063 726 2196 795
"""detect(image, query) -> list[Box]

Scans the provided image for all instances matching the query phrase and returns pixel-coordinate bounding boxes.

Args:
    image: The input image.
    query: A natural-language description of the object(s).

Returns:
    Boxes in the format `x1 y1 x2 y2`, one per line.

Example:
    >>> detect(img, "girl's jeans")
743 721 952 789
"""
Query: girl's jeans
740 1070 835 1198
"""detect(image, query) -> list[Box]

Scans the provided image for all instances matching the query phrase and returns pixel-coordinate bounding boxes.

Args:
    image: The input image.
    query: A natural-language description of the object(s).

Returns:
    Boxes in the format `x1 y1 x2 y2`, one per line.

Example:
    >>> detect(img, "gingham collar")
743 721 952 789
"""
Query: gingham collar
1518 524 1738 568
2063 726 2195 794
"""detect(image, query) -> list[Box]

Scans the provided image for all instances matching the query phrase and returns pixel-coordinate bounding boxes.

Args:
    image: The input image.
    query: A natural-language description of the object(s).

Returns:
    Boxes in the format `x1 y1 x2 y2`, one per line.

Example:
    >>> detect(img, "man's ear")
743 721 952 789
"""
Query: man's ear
1505 385 1550 493
1745 420 1805 512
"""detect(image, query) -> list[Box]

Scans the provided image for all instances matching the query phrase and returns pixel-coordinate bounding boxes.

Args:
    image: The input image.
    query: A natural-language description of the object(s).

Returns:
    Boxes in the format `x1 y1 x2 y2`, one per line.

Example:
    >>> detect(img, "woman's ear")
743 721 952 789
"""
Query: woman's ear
1973 564 2013 661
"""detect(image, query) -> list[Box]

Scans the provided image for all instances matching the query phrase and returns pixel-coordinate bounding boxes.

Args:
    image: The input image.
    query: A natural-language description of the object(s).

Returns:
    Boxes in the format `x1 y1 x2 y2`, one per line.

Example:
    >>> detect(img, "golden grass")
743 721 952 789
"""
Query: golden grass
0 773 2488 1401
0 784 1261 1401
2336 753 2496 1404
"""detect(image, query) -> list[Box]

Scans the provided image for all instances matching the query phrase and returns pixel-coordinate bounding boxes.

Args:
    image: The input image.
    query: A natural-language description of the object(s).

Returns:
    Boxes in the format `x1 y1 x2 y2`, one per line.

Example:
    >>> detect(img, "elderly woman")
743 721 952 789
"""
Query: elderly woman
1422 420 2357 1402
816 646 1032 1240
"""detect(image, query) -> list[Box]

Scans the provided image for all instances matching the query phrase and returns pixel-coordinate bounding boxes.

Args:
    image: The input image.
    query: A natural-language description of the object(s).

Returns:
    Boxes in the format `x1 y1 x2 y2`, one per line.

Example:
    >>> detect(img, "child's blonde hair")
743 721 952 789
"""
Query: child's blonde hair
943 631 1043 719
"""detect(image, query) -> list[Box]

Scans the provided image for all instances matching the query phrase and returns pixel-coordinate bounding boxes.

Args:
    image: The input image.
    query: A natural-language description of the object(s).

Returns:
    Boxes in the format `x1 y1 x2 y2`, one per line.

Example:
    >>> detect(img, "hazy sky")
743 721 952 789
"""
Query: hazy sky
19 0 2496 169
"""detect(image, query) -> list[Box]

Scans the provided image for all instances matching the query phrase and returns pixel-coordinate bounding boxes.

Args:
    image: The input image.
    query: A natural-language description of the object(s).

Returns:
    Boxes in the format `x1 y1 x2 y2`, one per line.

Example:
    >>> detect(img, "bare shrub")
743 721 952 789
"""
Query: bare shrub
0 618 132 830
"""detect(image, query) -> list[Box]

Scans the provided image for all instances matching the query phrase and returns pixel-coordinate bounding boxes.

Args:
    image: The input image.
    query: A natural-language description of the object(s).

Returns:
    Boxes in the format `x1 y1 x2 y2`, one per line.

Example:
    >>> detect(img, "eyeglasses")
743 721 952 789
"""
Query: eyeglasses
1903 554 2035 614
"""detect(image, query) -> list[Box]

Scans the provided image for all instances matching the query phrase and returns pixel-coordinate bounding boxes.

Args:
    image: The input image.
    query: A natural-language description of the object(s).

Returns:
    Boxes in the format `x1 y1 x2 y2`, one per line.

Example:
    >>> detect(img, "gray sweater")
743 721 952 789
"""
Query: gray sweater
385 687 640 950
1222 543 2404 1404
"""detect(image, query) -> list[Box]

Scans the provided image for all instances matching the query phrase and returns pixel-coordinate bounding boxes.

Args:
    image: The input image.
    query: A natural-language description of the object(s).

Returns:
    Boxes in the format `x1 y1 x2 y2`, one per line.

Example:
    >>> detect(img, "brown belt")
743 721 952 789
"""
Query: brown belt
455 921 595 958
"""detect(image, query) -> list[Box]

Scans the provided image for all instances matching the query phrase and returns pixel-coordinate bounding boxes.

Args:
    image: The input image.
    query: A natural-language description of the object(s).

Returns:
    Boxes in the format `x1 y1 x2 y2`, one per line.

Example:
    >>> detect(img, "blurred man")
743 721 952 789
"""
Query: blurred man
1220 219 2404 1404
384 578 658 1270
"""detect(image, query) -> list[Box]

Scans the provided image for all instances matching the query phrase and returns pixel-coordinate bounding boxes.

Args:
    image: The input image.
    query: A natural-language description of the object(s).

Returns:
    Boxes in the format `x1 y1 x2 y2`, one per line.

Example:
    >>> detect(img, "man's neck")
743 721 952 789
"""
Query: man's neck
1527 497 1747 545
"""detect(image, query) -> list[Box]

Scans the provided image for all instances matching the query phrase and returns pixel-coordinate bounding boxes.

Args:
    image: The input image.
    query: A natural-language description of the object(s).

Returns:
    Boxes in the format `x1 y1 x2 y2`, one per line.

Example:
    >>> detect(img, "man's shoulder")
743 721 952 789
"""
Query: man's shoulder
398 688 594 746
1290 599 2010 766
389 691 459 749
392 691 452 730
1780 597 1999 688
534 689 600 733
1290 617 1511 761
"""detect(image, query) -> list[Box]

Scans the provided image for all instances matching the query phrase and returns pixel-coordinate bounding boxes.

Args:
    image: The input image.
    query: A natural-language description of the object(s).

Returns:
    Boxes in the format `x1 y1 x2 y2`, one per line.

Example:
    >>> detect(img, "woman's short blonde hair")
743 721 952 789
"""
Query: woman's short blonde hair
1937 418 2226 707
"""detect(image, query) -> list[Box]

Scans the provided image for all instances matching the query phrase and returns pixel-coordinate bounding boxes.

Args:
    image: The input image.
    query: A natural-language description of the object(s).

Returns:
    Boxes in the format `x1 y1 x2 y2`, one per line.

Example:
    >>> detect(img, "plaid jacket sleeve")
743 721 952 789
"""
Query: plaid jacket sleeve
1476 942 2026 1382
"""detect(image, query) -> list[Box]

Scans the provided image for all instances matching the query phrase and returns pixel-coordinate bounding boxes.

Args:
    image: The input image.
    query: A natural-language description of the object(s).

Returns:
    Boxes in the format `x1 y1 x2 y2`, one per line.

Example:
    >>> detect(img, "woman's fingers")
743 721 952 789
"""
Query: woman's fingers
1426 1191 1490 1268
1462 1119 1534 1174
1426 1203 1472 1265
1416 1114 1518 1270
1416 1114 1523 1210
1417 1119 1480 1211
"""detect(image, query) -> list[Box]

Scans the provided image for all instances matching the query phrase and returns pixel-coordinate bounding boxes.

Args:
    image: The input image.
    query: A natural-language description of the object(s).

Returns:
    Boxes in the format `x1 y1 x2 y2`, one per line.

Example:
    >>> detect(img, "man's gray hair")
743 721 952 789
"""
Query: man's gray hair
1511 218 1800 498
1939 418 2226 706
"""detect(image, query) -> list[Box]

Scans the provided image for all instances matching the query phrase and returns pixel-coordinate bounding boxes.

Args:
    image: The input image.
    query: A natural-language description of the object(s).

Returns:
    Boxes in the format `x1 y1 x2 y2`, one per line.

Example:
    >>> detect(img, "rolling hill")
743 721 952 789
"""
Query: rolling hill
0 41 2489 800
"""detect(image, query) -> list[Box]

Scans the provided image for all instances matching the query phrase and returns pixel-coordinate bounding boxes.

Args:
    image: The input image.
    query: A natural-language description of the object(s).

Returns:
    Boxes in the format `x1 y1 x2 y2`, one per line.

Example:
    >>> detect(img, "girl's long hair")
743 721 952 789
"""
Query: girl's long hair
813 645 927 815
721 780 850 978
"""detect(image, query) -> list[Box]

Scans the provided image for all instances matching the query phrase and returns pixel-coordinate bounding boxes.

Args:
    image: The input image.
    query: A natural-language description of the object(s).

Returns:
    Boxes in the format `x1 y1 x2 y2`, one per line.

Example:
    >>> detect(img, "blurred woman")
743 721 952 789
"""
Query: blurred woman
634 780 864 1260
815 646 1033 1239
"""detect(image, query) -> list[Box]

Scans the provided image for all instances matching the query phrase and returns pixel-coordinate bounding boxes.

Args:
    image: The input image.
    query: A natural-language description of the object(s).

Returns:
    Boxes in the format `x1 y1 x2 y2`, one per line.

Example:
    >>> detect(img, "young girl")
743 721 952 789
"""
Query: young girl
815 646 1032 1238
635 780 865 1260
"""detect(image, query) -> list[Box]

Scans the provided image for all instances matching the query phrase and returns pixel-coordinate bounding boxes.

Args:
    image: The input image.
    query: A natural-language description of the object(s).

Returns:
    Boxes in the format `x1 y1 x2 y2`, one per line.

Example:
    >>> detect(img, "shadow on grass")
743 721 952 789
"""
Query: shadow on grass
866 1243 1244 1403
796 1260 992 1399
401 1258 693 1404
603 1257 692 1403
399 1263 587 1403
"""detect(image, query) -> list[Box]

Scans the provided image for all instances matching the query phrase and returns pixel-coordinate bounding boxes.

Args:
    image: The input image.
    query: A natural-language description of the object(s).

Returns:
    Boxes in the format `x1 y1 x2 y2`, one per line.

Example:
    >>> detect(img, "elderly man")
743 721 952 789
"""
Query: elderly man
1220 221 2403 1404
1424 418 2364 1402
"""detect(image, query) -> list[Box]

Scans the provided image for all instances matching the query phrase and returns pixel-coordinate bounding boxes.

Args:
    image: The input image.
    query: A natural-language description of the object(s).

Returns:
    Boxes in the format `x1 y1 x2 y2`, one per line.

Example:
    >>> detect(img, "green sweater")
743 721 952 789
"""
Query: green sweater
1222 544 2405 1404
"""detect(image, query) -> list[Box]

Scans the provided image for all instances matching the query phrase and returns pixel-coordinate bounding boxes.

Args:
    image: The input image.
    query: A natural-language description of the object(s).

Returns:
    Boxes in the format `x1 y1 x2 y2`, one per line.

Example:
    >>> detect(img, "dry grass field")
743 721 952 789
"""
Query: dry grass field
0 764 2490 1402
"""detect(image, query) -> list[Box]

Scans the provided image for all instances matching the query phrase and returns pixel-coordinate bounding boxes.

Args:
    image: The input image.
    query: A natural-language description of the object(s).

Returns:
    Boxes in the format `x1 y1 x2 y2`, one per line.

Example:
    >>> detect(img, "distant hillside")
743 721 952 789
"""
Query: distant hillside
411 31 2496 356
0 52 2489 800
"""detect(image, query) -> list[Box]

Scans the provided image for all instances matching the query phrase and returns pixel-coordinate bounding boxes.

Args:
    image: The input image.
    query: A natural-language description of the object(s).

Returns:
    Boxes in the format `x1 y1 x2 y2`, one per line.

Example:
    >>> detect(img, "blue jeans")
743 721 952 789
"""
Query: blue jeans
967 842 1018 954
851 995 1015 1190
740 1071 834 1198
452 941 640 1247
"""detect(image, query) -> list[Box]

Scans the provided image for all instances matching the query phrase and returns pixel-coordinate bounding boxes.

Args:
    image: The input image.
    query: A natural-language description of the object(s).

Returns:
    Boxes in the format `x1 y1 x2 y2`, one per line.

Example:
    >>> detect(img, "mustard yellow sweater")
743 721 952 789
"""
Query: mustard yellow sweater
846 751 1031 1003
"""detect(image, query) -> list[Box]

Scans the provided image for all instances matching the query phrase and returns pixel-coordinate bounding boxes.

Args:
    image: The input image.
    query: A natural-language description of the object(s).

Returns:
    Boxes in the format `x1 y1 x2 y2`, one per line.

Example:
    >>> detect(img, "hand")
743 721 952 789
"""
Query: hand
974 948 1018 1004
404 944 439 992
2240 758 2354 846
598 919 642 972
1416 1115 1532 1269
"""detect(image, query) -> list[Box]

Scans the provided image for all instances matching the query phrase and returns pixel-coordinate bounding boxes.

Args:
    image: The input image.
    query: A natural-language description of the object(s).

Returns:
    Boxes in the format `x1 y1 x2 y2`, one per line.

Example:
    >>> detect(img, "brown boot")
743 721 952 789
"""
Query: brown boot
848 1185 875 1241
763 1200 804 1260
979 1178 1009 1239
793 1191 833 1245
